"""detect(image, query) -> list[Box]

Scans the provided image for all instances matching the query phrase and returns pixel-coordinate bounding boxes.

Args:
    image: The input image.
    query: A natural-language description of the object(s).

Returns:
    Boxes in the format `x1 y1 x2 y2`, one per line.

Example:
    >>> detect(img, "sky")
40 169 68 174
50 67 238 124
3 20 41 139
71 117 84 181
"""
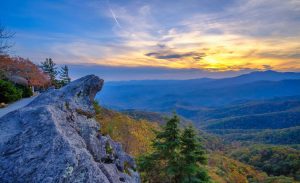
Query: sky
1 0 300 80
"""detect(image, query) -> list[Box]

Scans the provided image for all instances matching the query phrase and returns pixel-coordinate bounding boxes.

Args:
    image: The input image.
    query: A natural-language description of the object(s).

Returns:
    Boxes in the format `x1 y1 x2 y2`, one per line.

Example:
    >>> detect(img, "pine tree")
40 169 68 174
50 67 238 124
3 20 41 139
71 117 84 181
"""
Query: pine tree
137 152 162 183
59 65 71 86
138 114 182 183
179 126 210 183
137 116 211 183
157 114 181 182
40 58 58 86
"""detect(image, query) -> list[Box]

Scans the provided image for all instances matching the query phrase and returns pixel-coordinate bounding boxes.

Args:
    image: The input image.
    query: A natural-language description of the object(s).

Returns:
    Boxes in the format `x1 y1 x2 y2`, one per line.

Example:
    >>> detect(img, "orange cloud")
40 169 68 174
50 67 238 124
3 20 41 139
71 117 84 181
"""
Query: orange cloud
46 0 300 72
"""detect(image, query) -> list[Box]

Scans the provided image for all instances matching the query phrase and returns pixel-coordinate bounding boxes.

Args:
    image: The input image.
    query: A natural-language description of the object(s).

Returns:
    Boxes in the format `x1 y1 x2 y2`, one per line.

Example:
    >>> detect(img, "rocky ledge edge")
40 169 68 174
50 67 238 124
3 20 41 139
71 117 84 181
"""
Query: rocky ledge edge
0 75 140 183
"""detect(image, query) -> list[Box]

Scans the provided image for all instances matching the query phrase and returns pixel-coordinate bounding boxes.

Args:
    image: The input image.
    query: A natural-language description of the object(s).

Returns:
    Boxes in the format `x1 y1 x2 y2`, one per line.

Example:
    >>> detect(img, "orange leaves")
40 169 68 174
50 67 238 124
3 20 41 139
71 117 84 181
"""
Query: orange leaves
0 55 50 87
95 106 159 157
207 153 267 183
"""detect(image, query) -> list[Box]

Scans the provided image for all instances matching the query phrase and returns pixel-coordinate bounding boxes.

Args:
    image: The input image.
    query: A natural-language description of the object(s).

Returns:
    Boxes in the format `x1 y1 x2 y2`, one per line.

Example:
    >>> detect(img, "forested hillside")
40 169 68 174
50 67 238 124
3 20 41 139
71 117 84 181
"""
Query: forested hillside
212 127 300 145
94 102 300 182
230 145 300 180
96 70 300 182
177 96 300 122
94 102 159 157
203 109 300 130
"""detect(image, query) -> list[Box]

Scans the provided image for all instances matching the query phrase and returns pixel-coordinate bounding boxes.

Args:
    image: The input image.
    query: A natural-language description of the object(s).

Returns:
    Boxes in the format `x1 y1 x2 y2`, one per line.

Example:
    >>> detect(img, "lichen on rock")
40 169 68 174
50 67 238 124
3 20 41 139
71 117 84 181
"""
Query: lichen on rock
0 75 140 183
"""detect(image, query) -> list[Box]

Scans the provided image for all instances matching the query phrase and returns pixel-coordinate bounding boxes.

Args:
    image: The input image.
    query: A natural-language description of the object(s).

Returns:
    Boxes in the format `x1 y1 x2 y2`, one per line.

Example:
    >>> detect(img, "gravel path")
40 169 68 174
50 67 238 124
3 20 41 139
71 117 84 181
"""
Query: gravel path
0 96 37 118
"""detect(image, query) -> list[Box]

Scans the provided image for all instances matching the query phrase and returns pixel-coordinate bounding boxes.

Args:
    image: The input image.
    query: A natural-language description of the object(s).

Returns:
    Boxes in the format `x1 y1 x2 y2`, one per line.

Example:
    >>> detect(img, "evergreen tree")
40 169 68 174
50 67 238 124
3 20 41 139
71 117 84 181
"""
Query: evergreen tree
155 114 181 182
40 58 58 86
179 126 210 183
137 115 211 183
138 114 182 183
59 65 71 86
138 152 162 183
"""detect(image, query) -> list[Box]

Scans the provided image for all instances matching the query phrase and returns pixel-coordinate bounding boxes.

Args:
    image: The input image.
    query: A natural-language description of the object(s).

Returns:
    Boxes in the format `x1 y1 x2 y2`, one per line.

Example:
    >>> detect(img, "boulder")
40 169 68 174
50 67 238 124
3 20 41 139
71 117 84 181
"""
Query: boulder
0 75 140 183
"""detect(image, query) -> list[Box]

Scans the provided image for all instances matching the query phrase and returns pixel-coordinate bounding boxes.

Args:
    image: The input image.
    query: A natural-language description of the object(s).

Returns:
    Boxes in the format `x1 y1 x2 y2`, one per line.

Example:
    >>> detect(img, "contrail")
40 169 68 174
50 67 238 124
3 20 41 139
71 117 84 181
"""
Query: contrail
107 0 121 28
109 7 121 27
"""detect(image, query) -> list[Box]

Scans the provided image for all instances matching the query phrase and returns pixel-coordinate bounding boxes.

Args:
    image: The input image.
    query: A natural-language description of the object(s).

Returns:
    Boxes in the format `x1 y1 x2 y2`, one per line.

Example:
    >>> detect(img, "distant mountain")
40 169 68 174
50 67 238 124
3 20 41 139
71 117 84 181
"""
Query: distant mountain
105 77 214 86
95 71 300 182
104 70 300 87
203 109 300 130
97 70 300 111
96 71 300 149
184 95 300 130
206 70 300 88
186 96 300 146
178 95 300 124
214 127 300 145
178 79 300 107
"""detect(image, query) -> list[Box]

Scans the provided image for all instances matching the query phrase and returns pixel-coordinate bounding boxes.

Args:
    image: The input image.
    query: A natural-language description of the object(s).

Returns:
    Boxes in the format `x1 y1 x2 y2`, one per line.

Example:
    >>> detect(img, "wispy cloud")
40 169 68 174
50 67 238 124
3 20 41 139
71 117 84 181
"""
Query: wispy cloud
7 0 300 73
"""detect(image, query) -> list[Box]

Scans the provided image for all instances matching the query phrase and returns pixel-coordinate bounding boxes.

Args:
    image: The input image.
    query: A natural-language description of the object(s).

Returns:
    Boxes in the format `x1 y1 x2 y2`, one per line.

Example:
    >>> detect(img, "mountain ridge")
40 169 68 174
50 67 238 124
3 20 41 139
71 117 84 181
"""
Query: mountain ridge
104 70 300 84
97 70 300 111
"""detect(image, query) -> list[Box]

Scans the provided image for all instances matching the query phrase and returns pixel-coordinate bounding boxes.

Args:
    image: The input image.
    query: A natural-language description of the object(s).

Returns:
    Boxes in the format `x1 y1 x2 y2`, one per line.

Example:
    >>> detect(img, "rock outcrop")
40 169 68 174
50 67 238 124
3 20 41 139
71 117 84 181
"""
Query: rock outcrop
0 75 140 183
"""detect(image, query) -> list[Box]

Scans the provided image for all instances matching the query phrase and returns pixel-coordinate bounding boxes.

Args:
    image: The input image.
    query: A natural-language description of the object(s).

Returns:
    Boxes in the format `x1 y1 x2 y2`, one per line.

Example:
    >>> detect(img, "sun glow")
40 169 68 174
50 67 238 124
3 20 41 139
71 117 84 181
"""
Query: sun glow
15 0 299 73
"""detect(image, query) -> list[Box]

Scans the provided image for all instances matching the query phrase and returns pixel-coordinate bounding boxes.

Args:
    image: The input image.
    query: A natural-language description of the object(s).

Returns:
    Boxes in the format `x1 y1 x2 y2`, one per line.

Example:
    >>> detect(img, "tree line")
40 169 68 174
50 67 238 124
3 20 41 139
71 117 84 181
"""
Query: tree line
0 55 72 104
40 58 71 88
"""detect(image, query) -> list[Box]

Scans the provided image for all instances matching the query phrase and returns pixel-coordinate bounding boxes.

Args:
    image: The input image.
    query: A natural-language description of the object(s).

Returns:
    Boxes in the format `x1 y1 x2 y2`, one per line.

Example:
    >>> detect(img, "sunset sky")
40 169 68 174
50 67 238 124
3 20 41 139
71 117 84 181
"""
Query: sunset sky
1 0 300 80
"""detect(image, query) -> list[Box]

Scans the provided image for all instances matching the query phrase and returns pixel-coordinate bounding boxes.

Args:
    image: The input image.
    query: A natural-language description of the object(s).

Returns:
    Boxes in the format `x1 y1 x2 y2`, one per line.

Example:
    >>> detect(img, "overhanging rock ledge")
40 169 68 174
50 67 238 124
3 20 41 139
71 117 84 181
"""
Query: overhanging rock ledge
0 75 140 183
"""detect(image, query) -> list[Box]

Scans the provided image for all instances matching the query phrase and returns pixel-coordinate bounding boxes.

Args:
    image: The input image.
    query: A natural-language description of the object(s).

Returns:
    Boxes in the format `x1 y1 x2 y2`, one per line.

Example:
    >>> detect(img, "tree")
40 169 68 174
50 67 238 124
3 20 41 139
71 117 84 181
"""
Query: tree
0 55 50 88
156 114 182 182
138 114 182 183
179 126 210 183
12 57 50 88
59 65 71 86
0 24 15 55
137 115 211 183
40 58 58 86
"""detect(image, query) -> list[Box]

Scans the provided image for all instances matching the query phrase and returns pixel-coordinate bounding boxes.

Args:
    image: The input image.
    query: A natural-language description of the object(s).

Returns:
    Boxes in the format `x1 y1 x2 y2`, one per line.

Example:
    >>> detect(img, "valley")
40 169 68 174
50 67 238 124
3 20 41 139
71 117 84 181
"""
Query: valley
97 70 300 182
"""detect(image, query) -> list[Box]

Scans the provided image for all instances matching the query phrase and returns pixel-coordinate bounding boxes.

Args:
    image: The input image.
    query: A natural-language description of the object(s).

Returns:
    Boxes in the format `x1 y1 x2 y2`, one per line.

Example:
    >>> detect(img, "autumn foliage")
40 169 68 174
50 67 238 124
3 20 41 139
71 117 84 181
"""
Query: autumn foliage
0 55 50 87
94 102 159 157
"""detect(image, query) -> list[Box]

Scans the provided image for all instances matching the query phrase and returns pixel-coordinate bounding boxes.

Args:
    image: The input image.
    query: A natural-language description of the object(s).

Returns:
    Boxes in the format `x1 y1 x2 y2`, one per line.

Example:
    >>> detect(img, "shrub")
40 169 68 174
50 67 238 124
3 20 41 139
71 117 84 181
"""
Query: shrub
16 84 33 98
0 80 22 103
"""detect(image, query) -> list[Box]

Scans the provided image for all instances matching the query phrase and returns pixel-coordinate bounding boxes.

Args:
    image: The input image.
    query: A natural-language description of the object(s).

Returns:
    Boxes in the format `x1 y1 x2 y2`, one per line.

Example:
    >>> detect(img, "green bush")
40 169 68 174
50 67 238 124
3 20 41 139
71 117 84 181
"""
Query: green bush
16 84 33 98
0 80 22 103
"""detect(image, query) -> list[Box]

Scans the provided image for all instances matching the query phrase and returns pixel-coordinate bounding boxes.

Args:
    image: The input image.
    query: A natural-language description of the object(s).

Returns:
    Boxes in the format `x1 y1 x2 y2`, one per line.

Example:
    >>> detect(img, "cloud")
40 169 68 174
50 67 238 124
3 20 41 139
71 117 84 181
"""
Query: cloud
53 0 300 72
262 65 273 70
145 51 205 60
9 0 300 75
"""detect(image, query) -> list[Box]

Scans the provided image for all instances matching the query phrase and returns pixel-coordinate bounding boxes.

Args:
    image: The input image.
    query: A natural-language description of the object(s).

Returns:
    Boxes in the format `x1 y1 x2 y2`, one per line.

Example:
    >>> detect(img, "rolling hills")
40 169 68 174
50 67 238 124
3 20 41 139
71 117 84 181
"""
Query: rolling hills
97 71 300 111
96 70 300 182
97 71 300 139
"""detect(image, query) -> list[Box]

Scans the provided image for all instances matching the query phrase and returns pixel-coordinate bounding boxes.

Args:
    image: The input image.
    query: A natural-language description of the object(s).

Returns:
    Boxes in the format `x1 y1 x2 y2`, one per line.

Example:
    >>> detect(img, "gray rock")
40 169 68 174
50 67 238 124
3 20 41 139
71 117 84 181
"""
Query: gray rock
0 75 140 183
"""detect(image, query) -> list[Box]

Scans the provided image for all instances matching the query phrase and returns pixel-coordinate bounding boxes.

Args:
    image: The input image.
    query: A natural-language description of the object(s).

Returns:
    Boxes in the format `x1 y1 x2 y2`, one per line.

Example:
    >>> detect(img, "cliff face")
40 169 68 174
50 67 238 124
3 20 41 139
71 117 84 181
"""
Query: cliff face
0 75 140 183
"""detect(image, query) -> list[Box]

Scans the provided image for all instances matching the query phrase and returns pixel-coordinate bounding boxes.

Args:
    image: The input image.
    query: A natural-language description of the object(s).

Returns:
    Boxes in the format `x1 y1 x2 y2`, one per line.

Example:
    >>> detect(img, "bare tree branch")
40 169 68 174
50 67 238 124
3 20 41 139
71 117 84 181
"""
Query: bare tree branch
0 24 15 55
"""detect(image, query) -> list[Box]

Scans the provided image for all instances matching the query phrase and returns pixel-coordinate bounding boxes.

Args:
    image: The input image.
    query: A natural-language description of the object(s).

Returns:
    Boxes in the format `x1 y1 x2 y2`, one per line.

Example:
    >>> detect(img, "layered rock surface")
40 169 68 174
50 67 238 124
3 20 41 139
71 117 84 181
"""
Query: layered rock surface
0 75 140 183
